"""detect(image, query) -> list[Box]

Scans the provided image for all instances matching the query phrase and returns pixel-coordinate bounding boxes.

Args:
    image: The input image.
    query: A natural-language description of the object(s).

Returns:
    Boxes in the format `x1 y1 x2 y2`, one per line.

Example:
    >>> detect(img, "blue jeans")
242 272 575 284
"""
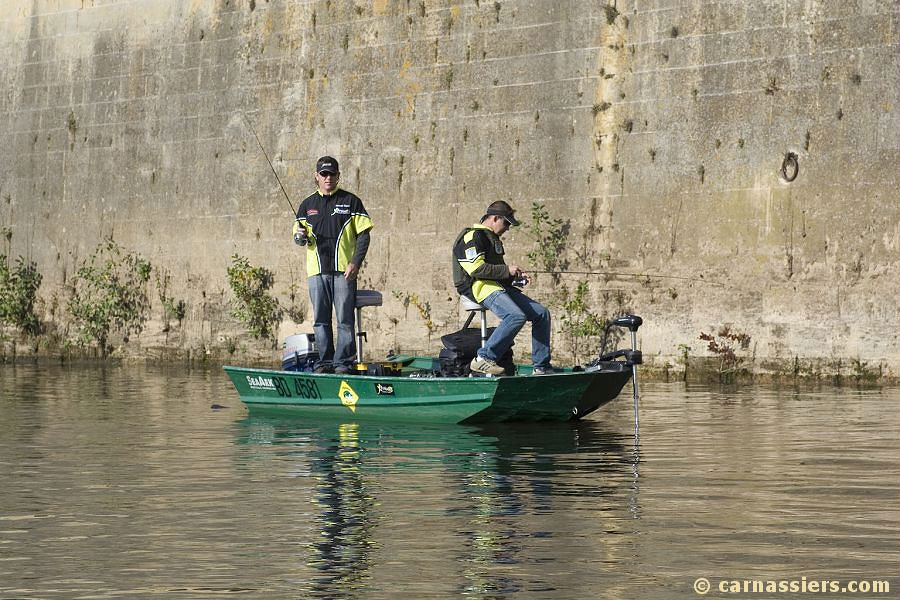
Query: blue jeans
479 287 551 368
308 273 357 369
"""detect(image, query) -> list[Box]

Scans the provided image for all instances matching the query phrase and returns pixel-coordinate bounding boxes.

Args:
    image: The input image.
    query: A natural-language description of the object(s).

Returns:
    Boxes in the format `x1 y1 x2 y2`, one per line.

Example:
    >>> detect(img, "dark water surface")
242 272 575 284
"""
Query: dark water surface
1 363 898 599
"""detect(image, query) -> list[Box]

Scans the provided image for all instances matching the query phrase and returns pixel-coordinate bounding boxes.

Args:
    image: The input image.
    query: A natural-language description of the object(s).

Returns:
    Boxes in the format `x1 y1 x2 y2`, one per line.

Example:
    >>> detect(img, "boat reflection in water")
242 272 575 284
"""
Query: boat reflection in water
235 416 640 597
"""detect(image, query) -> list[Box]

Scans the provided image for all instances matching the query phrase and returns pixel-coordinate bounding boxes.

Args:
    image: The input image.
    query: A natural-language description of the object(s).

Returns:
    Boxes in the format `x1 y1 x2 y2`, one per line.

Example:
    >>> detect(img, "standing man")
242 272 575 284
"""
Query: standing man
452 201 555 375
293 156 373 374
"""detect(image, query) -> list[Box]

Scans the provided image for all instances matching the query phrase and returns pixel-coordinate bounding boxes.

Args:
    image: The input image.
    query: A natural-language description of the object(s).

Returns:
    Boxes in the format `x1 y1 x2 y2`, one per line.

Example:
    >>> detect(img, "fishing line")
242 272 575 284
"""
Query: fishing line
530 269 725 287
241 112 296 216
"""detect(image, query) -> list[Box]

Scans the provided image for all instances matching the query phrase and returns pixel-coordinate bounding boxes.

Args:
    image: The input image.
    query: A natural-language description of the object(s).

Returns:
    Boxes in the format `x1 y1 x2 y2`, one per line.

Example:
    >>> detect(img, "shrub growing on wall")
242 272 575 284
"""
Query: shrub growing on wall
68 238 152 355
699 326 752 382
526 202 570 278
226 254 283 340
0 255 43 335
559 281 606 364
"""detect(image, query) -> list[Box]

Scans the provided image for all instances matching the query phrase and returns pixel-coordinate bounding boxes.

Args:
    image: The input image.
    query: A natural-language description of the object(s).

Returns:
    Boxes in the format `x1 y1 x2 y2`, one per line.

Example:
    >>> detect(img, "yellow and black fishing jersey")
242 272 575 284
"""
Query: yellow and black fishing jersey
452 223 513 303
293 188 373 276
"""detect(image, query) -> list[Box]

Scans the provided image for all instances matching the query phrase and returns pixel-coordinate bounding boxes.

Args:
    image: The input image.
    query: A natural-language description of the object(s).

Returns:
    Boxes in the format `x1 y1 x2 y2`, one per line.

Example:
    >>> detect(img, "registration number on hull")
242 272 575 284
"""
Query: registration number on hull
246 375 322 399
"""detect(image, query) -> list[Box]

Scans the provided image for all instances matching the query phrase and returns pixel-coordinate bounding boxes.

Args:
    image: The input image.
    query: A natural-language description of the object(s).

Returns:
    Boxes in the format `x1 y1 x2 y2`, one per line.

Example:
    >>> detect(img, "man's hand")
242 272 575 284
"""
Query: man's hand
344 263 359 281
509 264 530 287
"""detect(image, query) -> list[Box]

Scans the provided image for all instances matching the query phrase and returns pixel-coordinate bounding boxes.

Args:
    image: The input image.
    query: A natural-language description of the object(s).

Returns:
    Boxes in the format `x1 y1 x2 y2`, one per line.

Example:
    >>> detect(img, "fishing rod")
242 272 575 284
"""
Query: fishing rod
529 269 725 286
242 112 296 216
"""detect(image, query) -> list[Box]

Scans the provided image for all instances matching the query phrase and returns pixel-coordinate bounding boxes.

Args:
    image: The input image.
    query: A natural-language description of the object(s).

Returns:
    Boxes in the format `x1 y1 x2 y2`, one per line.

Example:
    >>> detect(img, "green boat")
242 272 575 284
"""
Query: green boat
224 306 644 424
225 357 635 424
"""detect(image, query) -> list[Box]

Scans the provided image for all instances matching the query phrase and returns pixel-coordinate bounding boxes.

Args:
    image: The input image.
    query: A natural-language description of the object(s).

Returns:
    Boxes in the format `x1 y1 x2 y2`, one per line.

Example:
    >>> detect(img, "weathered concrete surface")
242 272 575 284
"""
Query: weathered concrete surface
1 0 898 377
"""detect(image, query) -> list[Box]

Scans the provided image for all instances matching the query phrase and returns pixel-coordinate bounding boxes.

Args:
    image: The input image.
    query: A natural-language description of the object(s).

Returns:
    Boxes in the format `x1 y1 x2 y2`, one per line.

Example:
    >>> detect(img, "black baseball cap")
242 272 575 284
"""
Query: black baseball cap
483 201 520 226
316 156 339 174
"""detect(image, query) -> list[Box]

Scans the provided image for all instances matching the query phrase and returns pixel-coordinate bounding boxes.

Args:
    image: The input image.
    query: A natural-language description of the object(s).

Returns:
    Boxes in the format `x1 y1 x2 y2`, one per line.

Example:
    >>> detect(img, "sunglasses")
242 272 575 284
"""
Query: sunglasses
318 171 338 177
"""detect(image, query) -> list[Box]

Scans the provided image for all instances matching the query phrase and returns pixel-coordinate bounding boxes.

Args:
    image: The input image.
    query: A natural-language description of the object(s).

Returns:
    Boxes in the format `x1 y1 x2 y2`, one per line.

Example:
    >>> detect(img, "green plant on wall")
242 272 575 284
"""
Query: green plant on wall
699 326 752 382
524 207 621 364
558 281 605 364
526 202 570 279
850 357 879 384
284 261 307 324
392 290 435 336
155 268 186 333
68 238 152 355
226 254 283 340
0 254 43 335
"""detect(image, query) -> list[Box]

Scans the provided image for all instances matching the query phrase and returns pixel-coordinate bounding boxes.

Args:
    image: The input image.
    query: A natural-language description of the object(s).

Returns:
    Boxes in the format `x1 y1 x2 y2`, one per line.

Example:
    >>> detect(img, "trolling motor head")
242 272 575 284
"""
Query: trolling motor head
585 314 644 367
612 315 643 332
614 315 643 365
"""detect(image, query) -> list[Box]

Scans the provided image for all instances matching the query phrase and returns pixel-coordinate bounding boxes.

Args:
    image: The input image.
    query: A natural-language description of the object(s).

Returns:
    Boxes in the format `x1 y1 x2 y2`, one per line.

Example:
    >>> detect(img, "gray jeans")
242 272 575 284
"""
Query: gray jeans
308 273 357 369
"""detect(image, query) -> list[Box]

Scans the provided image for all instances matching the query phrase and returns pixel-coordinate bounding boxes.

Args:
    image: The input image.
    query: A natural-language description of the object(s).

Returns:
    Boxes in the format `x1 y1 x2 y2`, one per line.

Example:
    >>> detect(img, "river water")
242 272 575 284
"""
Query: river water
1 363 897 599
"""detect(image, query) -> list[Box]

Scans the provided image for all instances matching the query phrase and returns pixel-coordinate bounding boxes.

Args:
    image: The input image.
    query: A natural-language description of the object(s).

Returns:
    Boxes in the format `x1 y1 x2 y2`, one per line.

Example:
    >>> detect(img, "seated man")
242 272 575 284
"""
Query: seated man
452 201 555 375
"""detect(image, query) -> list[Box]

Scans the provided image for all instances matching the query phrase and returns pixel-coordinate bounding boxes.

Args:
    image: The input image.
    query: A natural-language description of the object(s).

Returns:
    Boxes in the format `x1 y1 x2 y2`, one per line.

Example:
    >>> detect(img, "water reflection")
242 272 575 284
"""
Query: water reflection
3 364 896 598
310 423 377 592
236 417 639 597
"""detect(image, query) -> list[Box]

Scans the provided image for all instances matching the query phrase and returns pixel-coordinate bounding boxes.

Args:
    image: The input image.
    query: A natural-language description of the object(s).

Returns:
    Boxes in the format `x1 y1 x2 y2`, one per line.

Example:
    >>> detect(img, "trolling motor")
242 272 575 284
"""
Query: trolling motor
584 315 643 439
585 315 643 366
615 315 642 438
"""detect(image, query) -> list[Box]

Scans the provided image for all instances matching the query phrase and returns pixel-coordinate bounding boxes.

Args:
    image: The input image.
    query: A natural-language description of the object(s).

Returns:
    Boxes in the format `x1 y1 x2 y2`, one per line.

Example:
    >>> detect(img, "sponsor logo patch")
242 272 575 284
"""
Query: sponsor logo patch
375 383 395 395
339 380 359 412
465 247 477 260
307 209 319 216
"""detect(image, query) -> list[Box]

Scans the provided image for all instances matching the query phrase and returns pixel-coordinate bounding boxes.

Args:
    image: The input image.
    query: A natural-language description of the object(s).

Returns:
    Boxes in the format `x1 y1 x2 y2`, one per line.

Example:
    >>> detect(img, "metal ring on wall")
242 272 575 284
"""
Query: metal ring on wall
781 152 799 182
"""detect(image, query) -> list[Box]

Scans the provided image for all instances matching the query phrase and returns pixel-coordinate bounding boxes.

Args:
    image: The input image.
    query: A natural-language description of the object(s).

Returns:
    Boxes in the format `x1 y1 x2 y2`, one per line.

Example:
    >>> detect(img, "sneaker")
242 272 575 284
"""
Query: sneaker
532 365 563 375
334 365 352 375
313 364 333 374
470 355 505 376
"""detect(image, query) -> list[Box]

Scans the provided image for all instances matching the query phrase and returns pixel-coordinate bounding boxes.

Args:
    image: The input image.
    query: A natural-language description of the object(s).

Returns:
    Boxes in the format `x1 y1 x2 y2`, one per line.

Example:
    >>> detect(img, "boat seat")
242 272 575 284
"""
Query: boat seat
355 290 383 308
460 296 489 349
354 290 382 365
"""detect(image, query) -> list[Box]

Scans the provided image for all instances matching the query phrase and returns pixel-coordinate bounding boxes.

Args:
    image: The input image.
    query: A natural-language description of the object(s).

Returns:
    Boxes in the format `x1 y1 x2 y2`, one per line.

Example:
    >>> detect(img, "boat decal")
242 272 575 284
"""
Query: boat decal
246 375 276 391
339 380 359 412
375 383 395 396
292 377 322 399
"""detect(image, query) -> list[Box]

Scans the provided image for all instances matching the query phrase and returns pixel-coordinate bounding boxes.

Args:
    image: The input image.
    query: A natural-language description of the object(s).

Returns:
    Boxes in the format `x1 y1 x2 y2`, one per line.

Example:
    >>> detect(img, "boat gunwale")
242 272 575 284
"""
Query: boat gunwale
223 363 628 383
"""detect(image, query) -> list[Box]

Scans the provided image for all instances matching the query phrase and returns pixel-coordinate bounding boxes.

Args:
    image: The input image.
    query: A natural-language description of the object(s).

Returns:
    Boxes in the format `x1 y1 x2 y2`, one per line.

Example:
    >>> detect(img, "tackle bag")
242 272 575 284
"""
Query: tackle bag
438 327 514 376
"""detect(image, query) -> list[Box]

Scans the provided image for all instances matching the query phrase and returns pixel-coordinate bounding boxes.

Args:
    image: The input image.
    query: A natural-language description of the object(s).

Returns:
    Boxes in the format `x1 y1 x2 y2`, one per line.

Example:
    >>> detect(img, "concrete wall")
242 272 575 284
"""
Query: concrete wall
1 0 898 376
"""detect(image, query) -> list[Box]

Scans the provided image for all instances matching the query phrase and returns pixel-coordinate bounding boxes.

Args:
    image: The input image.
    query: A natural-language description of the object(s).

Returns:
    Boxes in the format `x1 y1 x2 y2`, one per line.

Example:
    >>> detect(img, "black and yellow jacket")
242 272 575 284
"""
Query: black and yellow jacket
452 223 513 303
293 188 373 276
